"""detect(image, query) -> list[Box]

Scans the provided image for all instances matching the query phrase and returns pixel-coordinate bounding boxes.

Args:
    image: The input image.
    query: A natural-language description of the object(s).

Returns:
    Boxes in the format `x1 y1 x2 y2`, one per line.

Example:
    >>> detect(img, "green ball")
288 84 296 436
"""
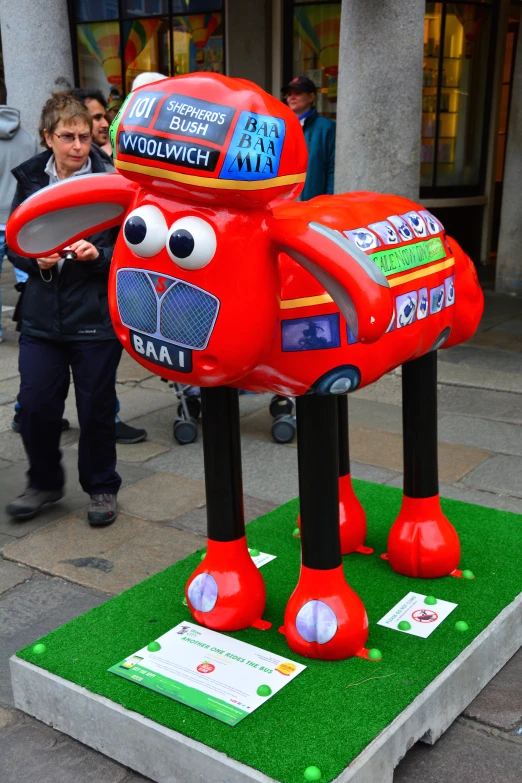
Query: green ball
304 766 322 782
182 597 188 606
398 621 411 631
455 621 469 632
200 551 206 561
367 648 382 661
461 570 474 580
32 643 47 655
249 548 260 558
256 684 272 697
424 595 437 605
292 528 301 537
147 641 161 652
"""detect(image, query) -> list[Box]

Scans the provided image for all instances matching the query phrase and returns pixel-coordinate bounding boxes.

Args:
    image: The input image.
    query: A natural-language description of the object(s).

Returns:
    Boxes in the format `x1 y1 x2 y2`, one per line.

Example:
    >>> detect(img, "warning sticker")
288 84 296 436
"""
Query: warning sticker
377 591 457 638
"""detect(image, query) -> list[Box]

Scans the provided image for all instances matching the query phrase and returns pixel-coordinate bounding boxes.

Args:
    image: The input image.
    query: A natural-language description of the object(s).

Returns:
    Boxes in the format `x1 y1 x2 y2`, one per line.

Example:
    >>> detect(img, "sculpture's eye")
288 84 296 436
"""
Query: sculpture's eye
123 205 167 257
166 216 217 270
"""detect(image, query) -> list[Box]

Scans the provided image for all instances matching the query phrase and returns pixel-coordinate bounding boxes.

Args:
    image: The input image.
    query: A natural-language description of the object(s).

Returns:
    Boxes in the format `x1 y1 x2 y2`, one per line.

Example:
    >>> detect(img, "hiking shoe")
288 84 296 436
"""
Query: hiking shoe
88 494 117 527
11 414 70 434
6 487 64 520
115 420 147 444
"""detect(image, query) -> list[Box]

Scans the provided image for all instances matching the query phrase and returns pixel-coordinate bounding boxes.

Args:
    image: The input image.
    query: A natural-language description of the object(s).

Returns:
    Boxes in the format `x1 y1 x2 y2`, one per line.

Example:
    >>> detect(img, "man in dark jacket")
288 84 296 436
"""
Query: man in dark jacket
6 93 122 526
282 76 336 201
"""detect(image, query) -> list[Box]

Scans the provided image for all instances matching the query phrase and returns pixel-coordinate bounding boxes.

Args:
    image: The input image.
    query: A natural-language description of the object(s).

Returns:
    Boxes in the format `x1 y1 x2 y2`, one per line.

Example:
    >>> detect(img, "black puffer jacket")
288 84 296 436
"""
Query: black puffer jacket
7 148 118 341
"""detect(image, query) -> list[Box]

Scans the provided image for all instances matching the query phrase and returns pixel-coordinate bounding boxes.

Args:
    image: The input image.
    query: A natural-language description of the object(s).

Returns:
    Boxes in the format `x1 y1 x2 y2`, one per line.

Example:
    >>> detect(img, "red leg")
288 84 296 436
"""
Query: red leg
387 495 460 578
338 473 369 554
186 537 266 631
284 564 368 660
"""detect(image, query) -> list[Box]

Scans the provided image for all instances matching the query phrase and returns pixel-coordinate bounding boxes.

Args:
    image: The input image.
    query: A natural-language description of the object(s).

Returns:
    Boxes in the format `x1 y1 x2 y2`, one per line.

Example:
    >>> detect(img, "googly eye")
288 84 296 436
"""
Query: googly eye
123 205 167 258
166 216 217 270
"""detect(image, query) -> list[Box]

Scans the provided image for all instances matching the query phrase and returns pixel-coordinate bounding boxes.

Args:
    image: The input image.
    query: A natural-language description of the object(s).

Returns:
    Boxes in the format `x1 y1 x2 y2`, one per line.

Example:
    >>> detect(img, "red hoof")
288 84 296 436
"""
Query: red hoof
296 474 367 556
283 564 368 660
186 537 266 631
339 473 367 554
387 495 460 578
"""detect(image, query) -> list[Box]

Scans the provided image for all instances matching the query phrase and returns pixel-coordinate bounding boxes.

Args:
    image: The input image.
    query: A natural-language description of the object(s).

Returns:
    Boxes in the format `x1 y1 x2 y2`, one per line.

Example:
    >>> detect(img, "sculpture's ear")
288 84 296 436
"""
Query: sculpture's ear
268 215 393 344
6 173 138 257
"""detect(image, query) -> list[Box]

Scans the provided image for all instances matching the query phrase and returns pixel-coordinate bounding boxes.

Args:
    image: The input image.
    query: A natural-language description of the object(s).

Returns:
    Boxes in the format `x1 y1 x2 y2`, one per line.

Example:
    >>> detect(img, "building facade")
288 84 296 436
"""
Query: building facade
0 0 520 293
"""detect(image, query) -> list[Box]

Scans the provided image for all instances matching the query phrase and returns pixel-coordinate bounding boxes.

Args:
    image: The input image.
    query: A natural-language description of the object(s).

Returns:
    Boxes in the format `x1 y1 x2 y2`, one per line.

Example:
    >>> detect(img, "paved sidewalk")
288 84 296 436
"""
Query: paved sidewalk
1 260 521 782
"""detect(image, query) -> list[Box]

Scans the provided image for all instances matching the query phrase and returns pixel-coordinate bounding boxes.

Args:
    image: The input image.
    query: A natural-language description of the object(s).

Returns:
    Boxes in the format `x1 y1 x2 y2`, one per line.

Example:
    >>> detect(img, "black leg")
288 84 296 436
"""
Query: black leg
200 386 245 542
337 394 350 478
401 352 438 499
296 394 341 570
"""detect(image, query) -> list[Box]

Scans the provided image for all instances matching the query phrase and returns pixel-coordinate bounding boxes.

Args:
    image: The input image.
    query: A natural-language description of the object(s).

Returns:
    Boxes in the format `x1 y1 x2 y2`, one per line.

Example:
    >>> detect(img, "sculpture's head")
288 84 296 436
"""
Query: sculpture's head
109 73 309 383
110 71 308 208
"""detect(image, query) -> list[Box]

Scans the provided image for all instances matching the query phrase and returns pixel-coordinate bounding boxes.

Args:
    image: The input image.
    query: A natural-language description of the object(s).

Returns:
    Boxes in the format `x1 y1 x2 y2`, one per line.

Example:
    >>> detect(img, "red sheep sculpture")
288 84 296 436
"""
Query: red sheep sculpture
7 73 483 661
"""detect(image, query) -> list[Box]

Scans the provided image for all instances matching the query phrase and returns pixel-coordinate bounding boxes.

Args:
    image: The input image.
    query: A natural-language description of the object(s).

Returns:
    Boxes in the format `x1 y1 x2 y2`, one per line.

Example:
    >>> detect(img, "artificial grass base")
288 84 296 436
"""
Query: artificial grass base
16 481 522 783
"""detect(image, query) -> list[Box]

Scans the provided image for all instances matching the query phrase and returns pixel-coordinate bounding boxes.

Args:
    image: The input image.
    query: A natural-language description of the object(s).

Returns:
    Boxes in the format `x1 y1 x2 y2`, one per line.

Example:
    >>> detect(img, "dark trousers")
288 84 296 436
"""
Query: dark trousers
18 335 123 496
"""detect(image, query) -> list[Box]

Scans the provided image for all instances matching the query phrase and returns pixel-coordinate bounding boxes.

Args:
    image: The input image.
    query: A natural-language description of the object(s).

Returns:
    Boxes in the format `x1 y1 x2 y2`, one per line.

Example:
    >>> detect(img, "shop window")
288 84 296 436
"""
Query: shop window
72 0 224 97
123 17 171 93
74 1 119 21
77 21 122 95
421 2 495 193
123 1 169 16
173 13 224 75
292 2 340 119
172 0 223 11
289 0 496 192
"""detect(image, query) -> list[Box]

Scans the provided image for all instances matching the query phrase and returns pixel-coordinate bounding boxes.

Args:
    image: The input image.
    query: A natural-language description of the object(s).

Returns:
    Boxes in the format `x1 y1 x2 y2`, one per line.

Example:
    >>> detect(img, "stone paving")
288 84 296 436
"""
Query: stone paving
1 259 521 782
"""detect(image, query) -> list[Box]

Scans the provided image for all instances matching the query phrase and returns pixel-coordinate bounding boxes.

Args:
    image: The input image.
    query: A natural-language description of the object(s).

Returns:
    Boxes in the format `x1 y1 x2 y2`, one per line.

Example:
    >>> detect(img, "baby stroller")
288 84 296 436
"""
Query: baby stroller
163 382 295 445
161 380 202 444
268 394 296 443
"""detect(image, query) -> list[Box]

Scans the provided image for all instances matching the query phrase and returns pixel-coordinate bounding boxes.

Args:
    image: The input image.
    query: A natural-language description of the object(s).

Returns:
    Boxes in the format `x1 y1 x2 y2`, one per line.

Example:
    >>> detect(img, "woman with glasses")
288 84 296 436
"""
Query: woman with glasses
5 92 122 527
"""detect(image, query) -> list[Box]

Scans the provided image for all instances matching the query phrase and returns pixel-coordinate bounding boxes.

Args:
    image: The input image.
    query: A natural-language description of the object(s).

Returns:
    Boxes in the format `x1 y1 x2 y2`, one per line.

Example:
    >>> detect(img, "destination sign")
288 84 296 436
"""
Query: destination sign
370 237 446 277
118 131 220 172
153 94 236 145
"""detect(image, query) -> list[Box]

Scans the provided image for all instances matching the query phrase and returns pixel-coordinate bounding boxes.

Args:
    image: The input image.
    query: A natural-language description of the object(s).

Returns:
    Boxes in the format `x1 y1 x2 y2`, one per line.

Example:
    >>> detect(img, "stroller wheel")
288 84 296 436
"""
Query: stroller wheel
173 418 198 445
271 414 296 444
177 396 201 420
269 395 294 418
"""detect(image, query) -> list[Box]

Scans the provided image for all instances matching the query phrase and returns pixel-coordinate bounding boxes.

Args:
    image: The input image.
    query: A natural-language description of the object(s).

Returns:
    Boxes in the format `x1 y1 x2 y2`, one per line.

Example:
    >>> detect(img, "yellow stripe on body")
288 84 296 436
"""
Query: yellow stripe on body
279 259 455 309
280 293 334 310
115 159 306 191
387 257 455 288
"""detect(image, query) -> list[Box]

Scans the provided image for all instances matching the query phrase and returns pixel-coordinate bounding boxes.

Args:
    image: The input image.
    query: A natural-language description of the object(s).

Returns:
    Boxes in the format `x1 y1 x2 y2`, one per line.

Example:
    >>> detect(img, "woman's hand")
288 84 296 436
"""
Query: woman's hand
37 253 61 270
66 240 99 261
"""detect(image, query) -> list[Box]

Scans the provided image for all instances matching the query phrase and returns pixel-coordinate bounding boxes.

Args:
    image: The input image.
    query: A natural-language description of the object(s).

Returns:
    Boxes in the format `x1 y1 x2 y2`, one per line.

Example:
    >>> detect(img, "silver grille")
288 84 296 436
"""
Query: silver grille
160 283 218 349
116 271 157 335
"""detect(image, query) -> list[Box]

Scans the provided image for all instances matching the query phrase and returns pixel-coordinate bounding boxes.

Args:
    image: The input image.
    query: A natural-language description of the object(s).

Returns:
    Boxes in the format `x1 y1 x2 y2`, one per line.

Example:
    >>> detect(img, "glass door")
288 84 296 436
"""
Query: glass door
421 1 495 195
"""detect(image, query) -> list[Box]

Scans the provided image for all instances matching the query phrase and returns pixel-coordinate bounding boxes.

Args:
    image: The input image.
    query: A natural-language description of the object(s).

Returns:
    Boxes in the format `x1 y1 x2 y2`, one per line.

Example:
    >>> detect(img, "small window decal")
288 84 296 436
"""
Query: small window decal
282 314 341 352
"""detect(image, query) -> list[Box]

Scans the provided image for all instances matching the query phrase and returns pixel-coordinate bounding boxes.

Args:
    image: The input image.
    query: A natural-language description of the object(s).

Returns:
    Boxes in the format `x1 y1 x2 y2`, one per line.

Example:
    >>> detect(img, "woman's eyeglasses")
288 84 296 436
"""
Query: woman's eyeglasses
53 132 92 145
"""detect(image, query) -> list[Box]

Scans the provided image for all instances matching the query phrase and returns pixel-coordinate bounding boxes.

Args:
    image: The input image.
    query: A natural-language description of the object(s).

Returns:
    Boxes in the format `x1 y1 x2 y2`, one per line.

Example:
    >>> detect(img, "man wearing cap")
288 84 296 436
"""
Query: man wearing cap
282 76 336 201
